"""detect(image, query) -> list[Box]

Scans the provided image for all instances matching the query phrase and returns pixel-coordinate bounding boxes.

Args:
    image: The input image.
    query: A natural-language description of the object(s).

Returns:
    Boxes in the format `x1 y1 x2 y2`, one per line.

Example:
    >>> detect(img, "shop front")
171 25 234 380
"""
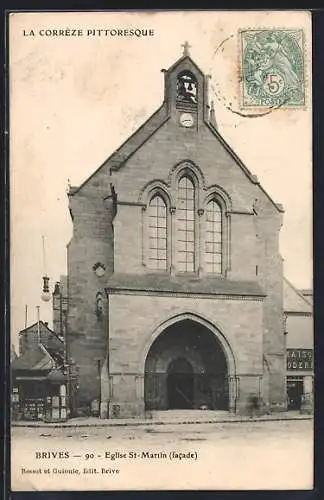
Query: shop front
12 369 68 422
286 348 313 413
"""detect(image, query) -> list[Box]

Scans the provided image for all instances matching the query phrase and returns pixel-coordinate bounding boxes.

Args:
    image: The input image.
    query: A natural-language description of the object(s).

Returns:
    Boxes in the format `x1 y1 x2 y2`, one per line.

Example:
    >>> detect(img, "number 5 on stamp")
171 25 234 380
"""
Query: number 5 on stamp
240 29 305 108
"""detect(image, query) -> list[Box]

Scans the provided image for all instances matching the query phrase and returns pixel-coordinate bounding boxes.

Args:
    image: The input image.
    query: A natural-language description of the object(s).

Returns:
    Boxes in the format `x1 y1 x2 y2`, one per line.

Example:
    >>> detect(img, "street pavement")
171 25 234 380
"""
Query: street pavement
11 409 311 427
11 419 313 491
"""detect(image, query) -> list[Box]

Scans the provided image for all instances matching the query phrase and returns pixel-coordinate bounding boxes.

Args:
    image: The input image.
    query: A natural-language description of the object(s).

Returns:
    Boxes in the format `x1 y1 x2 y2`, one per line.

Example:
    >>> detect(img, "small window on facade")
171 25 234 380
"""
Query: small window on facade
148 195 167 271
176 71 198 106
205 199 222 274
95 292 104 318
177 176 195 272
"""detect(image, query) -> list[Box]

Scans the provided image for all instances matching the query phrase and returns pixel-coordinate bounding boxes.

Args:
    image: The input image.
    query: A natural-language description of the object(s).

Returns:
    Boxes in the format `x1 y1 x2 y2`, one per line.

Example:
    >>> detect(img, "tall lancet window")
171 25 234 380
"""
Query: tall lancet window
148 195 167 271
205 199 222 274
177 176 195 272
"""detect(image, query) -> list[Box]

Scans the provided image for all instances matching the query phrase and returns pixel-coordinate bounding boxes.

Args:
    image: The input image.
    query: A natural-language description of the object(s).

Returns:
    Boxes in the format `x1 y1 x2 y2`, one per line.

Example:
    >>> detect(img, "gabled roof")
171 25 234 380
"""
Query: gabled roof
70 105 170 195
18 320 63 343
71 55 202 195
12 343 55 371
46 347 65 367
165 54 205 76
69 53 283 214
284 277 313 313
205 122 283 213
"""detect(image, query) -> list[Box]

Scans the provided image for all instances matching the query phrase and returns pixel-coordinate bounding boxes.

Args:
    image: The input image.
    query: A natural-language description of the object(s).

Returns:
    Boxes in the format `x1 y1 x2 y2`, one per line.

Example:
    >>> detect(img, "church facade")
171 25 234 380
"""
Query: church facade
66 45 287 418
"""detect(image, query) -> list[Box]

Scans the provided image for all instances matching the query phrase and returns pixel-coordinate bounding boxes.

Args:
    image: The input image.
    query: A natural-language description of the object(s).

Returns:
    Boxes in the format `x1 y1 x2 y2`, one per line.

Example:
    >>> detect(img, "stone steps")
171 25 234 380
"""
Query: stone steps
150 410 229 421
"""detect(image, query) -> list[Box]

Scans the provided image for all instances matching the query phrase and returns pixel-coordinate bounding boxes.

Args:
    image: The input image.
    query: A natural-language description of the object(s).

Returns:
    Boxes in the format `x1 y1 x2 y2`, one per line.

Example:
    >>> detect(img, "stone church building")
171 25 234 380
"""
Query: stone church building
66 44 287 418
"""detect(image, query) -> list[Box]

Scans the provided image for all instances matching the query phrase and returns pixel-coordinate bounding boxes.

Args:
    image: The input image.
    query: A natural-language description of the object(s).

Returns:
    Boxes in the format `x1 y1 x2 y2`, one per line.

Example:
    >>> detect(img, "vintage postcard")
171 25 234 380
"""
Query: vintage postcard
9 10 313 491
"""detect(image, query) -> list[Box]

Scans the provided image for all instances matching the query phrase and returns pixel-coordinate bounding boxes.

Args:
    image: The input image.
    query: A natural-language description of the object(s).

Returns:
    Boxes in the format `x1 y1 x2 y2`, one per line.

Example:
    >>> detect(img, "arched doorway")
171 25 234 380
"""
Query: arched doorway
167 357 194 409
144 318 230 411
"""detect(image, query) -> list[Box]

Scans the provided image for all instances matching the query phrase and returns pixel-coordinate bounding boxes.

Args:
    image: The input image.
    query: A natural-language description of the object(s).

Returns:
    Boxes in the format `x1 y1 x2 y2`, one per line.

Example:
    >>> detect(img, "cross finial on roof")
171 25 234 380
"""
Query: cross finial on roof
182 41 191 57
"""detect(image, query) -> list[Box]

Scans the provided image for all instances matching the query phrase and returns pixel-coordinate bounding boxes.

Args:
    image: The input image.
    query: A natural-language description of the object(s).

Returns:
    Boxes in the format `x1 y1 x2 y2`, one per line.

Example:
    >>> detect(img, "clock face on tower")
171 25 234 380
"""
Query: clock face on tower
179 112 194 128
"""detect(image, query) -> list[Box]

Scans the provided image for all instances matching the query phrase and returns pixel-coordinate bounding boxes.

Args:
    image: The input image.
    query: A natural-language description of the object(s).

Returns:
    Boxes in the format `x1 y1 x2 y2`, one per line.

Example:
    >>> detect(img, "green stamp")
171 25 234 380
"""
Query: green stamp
240 29 305 108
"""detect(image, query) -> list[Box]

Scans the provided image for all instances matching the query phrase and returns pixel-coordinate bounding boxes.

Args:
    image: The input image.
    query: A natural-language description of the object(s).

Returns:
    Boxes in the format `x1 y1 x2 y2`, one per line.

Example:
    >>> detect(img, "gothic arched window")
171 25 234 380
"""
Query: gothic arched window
147 195 167 271
205 199 222 274
176 71 198 106
177 176 195 272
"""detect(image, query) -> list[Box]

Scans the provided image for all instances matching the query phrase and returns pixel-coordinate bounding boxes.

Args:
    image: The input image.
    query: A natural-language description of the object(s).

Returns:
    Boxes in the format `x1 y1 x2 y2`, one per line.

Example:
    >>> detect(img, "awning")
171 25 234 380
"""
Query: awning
15 376 48 381
15 369 67 383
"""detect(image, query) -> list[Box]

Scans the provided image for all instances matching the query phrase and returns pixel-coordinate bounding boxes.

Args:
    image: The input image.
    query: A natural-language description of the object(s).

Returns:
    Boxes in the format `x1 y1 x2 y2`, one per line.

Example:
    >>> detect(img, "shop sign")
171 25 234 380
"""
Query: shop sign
287 349 313 371
11 387 19 403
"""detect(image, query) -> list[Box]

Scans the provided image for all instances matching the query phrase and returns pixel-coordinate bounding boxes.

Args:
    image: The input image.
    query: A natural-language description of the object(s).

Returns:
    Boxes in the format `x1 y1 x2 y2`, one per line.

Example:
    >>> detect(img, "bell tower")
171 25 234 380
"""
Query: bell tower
162 41 210 130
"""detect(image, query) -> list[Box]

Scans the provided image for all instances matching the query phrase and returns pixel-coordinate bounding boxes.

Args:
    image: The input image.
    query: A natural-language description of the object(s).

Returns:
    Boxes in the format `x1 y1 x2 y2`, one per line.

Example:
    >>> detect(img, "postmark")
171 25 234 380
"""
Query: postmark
240 29 305 108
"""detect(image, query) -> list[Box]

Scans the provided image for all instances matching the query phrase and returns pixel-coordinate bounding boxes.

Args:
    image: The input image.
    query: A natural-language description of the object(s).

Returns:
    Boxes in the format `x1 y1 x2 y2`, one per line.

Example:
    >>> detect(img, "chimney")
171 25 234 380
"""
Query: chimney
52 281 61 334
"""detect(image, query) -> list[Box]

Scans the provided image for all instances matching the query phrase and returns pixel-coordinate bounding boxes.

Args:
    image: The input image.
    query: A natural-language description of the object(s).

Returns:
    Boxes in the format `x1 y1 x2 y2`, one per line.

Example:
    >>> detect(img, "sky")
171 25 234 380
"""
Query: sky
9 11 312 347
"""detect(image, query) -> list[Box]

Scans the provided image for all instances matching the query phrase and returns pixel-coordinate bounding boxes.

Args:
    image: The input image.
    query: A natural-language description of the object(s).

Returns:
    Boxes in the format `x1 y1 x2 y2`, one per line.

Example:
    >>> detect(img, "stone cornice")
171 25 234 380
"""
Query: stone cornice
227 210 254 216
117 200 146 207
285 311 312 317
105 287 265 301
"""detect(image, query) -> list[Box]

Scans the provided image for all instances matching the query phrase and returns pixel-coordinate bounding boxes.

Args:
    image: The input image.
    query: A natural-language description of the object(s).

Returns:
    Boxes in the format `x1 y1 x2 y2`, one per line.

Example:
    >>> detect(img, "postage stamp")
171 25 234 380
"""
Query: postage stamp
240 29 305 108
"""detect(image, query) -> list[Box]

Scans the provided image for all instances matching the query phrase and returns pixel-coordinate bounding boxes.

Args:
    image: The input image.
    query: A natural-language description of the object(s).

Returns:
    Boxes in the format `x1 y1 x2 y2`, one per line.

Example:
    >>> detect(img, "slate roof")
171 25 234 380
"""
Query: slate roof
46 347 65 367
105 273 265 298
18 320 63 343
12 344 55 371
283 277 313 312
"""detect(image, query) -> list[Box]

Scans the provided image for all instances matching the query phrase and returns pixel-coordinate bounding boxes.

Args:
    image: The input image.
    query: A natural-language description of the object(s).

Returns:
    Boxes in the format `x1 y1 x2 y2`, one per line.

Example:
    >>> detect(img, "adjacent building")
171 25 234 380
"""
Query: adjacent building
284 279 313 412
11 321 67 421
11 277 80 421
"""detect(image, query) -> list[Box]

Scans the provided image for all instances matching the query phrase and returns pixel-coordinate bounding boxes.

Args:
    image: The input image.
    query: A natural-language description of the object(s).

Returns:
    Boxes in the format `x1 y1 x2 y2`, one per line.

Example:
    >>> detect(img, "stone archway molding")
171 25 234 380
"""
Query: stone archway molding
140 311 237 377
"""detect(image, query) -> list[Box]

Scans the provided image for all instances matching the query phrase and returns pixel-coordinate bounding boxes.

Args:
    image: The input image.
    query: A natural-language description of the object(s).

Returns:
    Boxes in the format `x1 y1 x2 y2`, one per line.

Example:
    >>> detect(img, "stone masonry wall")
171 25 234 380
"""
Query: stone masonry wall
66 191 114 410
65 56 285 414
105 293 264 416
